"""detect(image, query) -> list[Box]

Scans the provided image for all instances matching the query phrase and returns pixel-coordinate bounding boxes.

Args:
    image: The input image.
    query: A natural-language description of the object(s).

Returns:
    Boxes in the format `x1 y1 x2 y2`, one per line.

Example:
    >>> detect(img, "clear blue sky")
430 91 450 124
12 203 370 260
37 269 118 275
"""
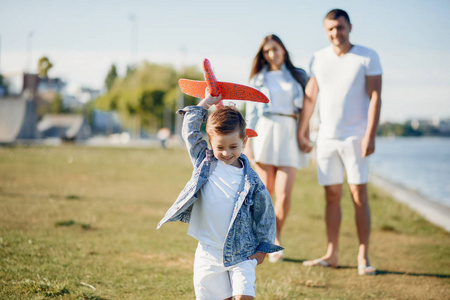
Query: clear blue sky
1 0 449 122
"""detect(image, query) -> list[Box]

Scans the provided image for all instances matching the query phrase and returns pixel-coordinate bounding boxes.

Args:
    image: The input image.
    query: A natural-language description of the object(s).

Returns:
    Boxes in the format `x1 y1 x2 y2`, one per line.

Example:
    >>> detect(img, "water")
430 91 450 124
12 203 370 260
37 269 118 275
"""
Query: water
370 137 450 207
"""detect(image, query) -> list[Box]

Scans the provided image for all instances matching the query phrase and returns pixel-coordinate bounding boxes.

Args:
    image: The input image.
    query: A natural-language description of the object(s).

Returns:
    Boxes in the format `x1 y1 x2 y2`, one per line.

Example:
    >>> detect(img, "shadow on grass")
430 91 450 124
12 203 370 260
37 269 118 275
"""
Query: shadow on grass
283 257 450 278
375 270 450 278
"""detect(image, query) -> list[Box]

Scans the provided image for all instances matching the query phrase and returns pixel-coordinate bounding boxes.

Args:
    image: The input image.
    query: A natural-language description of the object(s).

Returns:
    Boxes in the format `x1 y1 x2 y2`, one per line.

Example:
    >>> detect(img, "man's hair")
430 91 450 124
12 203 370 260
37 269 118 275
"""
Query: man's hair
206 106 247 140
325 9 351 25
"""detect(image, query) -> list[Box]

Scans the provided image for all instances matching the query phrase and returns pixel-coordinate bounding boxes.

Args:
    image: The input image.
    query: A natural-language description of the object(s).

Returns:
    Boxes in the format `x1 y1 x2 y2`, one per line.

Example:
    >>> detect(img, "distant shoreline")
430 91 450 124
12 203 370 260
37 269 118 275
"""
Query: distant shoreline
370 172 450 232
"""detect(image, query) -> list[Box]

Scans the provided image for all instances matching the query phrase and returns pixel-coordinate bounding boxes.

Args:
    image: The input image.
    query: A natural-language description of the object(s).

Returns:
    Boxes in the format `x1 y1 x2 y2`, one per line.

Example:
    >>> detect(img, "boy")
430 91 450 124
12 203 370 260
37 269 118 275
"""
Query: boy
157 92 283 299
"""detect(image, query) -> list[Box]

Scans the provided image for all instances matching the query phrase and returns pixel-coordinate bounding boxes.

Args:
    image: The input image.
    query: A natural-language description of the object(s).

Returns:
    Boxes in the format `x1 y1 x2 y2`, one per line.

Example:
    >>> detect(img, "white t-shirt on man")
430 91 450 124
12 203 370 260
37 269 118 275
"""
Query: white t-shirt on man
187 160 244 249
310 45 382 139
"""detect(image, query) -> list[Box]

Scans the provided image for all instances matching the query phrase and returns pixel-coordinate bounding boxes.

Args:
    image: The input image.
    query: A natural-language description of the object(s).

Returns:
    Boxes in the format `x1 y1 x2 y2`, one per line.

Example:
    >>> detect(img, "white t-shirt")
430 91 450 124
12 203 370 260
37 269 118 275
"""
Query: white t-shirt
265 70 299 115
310 45 382 139
187 160 244 249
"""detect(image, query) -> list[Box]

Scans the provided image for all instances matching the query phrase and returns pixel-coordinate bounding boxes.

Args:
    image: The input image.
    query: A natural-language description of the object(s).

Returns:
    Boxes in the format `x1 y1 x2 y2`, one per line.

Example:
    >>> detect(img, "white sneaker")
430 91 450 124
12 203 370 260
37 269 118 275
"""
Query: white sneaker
268 250 283 263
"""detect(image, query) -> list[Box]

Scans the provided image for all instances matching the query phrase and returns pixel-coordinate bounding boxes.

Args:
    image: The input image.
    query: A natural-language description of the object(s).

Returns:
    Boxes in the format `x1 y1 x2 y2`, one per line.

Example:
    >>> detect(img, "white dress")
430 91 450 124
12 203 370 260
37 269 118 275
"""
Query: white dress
252 70 309 169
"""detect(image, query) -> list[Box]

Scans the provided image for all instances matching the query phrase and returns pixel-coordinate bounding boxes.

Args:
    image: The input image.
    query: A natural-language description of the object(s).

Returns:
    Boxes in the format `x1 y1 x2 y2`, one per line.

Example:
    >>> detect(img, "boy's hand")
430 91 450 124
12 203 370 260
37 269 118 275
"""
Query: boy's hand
249 252 266 266
198 91 222 109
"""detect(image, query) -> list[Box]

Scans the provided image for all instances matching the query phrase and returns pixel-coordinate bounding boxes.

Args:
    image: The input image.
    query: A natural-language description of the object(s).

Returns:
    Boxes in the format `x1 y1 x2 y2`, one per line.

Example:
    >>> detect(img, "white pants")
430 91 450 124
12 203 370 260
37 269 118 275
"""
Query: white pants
193 242 257 299
316 136 369 185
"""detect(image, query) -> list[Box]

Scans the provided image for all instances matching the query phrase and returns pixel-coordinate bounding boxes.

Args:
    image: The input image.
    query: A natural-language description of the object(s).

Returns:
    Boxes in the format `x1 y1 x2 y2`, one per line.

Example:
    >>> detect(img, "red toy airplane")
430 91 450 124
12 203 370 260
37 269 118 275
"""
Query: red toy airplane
178 58 269 137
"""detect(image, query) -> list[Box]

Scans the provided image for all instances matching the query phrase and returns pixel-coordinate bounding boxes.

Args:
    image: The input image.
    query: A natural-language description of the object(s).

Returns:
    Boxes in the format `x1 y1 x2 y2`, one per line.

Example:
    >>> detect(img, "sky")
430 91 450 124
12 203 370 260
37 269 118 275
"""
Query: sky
1 0 449 122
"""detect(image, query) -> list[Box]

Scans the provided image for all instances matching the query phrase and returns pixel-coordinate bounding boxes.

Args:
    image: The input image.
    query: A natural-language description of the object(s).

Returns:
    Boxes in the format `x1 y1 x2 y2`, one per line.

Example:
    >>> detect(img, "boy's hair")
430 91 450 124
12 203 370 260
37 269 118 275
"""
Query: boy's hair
206 106 247 140
325 9 351 25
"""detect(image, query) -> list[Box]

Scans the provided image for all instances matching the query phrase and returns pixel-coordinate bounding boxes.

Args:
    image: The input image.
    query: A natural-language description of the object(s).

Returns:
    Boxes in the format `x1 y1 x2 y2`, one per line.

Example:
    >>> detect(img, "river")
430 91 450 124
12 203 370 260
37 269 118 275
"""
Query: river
370 136 450 208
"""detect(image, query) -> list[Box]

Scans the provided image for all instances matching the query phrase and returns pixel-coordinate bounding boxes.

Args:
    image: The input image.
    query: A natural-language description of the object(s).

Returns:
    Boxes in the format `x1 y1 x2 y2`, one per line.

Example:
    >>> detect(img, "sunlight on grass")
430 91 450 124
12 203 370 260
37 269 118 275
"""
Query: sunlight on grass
0 145 449 299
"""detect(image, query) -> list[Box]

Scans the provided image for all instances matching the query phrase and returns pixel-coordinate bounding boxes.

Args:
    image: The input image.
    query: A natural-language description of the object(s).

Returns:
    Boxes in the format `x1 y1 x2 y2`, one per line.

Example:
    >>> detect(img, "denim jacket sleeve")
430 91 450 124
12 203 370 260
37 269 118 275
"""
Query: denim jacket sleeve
177 106 209 169
251 179 284 253
245 76 261 131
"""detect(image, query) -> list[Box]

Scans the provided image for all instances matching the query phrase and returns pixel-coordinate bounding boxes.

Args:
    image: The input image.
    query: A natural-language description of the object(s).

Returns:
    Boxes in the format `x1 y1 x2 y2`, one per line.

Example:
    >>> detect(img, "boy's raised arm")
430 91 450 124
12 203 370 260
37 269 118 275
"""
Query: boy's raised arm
198 92 223 109
177 92 223 168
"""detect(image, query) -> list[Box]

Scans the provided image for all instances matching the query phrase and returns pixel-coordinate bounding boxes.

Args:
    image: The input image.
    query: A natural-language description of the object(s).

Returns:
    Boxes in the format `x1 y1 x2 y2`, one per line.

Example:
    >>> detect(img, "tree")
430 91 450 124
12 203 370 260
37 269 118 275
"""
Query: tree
48 94 69 114
104 64 118 91
37 56 53 78
94 61 203 134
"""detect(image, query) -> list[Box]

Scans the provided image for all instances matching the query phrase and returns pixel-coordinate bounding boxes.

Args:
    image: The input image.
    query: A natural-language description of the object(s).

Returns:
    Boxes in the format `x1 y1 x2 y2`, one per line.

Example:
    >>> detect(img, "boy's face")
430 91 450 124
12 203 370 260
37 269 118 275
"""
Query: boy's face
210 130 248 168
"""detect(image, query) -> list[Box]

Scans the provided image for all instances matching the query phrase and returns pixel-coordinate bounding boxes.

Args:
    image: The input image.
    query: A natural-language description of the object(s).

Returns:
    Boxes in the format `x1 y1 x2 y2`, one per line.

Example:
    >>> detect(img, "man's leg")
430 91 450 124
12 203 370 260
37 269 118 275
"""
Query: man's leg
304 137 344 267
304 184 341 267
349 183 371 267
322 184 342 267
273 166 297 245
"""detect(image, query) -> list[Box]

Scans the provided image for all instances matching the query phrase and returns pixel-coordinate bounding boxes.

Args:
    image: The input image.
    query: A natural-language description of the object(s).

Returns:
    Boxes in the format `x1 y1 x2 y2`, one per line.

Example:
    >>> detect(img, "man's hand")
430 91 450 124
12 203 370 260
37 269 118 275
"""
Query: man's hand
297 77 318 154
248 252 266 265
361 135 375 157
198 91 222 109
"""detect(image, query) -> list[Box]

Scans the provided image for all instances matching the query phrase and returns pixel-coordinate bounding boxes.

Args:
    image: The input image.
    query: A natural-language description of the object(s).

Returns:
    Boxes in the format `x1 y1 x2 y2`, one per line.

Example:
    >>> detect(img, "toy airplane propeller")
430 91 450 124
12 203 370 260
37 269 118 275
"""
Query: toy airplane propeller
178 58 269 137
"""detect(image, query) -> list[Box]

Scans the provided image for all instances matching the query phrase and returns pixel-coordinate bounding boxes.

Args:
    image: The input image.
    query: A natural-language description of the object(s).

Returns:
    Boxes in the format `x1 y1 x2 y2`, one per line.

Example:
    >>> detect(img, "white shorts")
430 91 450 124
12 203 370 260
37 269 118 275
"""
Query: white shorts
316 137 369 185
193 242 257 299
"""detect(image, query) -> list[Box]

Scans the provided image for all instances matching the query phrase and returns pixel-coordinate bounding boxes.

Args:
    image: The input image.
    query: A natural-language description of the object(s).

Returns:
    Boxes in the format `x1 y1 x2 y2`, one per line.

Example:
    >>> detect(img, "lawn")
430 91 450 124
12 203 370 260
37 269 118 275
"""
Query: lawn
0 145 449 299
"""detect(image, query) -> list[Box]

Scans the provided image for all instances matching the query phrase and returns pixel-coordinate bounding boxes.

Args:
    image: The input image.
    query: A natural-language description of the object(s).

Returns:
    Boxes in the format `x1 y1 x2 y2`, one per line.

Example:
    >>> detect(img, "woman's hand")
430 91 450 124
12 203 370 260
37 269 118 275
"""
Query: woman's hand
249 252 266 265
198 91 222 109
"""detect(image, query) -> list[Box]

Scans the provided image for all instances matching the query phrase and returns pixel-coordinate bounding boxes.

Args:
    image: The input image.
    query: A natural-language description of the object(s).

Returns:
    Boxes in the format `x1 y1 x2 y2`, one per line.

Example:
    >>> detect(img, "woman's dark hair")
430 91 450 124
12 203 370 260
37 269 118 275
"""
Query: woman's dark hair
250 34 306 90
324 9 351 25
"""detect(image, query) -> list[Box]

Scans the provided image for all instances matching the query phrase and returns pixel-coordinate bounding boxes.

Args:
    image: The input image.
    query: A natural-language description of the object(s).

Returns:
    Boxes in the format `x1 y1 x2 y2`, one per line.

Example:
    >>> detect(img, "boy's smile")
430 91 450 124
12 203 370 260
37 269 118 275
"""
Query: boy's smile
210 131 248 168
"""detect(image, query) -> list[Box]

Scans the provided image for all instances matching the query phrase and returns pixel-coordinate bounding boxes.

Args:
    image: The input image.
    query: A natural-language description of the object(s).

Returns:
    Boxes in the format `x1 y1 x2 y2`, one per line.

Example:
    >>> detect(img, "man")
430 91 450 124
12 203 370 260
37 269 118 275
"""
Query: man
297 9 382 275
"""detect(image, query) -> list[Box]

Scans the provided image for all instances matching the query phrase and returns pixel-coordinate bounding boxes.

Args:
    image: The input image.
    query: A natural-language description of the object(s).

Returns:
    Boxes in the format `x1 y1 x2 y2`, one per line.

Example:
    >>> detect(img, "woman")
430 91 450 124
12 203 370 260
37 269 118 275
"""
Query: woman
245 34 309 262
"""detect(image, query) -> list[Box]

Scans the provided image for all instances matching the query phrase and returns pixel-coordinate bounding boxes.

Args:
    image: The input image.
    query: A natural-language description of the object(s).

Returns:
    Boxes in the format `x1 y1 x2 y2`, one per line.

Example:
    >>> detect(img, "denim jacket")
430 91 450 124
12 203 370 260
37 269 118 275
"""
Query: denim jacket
157 106 283 267
246 64 308 130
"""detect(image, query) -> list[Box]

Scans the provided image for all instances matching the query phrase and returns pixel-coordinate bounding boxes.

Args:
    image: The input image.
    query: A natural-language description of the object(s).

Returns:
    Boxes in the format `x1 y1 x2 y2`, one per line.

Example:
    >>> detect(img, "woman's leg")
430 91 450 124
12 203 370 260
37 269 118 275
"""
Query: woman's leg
273 166 297 245
254 163 276 197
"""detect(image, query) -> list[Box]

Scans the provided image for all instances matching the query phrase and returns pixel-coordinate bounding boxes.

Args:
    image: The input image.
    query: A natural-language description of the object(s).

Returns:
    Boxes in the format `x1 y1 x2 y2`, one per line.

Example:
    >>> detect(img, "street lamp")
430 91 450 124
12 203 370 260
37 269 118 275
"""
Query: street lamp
128 13 138 67
26 31 35 73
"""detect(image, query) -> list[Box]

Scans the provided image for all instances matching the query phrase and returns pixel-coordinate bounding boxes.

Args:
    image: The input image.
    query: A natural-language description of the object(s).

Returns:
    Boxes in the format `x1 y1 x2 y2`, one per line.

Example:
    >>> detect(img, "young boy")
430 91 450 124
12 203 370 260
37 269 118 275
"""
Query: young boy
157 93 283 299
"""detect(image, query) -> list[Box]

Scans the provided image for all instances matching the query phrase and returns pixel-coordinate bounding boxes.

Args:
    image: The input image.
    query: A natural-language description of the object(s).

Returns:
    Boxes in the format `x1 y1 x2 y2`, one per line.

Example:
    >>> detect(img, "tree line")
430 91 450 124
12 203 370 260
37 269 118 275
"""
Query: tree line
95 62 204 135
377 121 449 137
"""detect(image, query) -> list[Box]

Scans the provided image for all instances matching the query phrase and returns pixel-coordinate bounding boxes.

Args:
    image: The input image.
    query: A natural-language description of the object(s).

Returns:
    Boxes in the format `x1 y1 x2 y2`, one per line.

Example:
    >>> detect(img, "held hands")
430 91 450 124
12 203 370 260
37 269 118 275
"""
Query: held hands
298 135 313 153
198 91 223 109
248 252 266 266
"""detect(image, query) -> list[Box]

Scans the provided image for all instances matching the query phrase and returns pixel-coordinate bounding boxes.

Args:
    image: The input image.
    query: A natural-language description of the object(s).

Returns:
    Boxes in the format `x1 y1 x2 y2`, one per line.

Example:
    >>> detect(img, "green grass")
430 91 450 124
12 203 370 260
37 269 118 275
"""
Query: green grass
0 145 449 299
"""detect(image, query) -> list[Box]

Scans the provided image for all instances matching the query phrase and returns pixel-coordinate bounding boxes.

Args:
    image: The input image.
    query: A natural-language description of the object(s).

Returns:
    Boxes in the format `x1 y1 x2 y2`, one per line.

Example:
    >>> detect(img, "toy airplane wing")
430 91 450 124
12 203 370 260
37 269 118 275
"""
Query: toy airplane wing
178 58 269 103
178 58 268 137
178 79 269 103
